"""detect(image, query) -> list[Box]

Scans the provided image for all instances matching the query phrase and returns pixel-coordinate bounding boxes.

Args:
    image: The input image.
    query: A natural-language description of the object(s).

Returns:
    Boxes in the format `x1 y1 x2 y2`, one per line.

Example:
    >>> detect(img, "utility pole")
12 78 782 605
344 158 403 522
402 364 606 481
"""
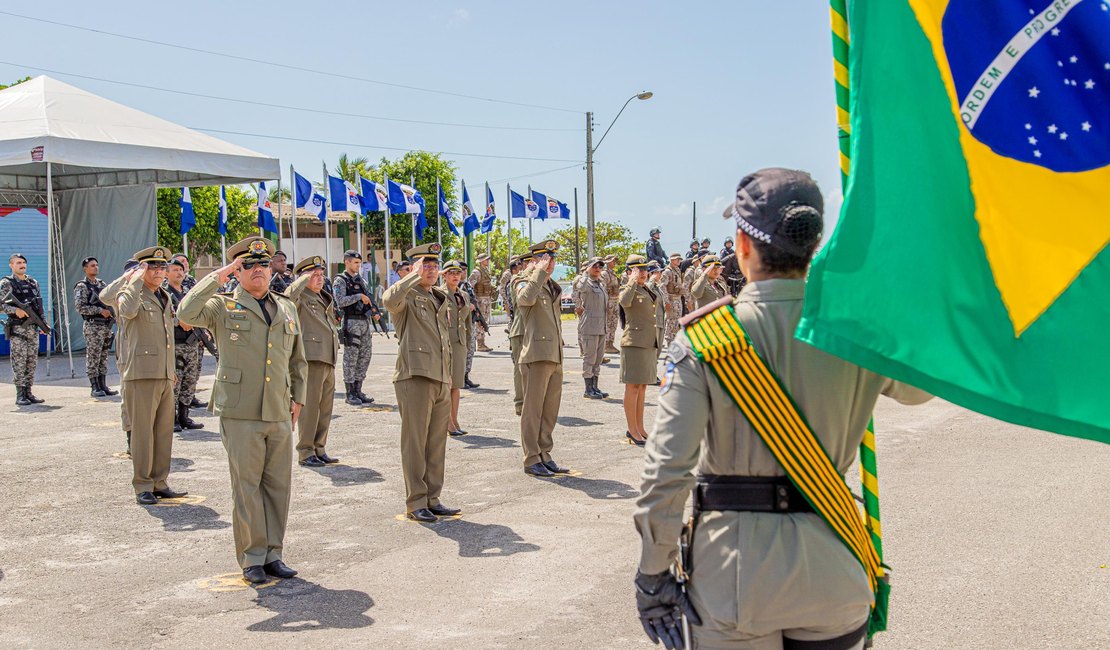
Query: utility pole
585 111 595 259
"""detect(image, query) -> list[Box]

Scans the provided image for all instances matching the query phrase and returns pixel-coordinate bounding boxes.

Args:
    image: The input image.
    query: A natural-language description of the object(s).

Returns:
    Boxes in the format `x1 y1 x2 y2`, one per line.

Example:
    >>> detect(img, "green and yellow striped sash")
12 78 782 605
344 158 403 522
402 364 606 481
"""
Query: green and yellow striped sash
685 303 889 636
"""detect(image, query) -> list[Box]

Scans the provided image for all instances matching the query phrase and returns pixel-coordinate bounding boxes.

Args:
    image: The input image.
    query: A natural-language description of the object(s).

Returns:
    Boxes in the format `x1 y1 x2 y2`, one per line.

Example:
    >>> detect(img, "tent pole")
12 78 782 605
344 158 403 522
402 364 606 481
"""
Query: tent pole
276 177 284 244
289 165 298 262
384 172 392 289
44 162 53 376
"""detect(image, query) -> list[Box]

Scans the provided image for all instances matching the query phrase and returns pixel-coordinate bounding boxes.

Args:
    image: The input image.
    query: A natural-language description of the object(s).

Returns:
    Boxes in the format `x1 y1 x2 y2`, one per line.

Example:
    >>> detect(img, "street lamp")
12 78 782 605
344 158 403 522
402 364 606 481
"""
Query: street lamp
586 90 653 258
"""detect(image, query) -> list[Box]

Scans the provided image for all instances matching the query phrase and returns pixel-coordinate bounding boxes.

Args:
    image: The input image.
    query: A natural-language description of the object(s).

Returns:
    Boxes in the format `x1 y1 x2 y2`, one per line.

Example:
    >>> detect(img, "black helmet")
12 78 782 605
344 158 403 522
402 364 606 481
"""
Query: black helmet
689 239 699 247
649 227 661 237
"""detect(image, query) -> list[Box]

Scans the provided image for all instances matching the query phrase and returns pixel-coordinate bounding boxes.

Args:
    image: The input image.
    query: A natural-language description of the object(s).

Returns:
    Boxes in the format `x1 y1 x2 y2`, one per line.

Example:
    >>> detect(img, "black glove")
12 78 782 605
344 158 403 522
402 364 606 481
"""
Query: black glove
635 570 702 650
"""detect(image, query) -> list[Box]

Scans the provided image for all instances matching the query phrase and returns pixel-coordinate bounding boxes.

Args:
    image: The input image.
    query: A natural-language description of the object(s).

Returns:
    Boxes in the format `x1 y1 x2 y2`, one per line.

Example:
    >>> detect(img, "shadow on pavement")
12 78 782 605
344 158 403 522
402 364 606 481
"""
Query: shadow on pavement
556 416 602 427
249 578 374 631
177 428 220 442
551 476 639 500
170 457 195 473
144 503 230 532
305 465 384 487
427 519 540 558
451 434 518 449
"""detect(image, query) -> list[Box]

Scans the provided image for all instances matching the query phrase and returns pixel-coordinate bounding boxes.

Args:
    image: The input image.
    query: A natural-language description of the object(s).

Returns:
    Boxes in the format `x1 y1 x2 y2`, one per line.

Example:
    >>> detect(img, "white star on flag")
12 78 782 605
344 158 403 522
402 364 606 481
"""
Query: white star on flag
1034 150 1042 158
1028 86 1040 98
1057 60 1064 67
1085 79 1095 89
1060 132 1069 141
1051 27 1061 36
1070 55 1078 63
1028 136 1038 144
1025 123 1032 130
1048 124 1058 133
1082 121 1092 132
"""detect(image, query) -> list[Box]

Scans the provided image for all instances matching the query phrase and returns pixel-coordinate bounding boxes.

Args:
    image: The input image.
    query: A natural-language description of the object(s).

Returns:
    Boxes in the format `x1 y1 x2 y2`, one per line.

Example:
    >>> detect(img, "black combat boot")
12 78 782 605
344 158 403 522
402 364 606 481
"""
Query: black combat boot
178 402 203 430
15 386 32 406
464 374 480 389
345 383 362 406
355 381 374 404
100 375 119 396
584 377 602 399
25 387 44 404
594 378 609 399
91 376 107 398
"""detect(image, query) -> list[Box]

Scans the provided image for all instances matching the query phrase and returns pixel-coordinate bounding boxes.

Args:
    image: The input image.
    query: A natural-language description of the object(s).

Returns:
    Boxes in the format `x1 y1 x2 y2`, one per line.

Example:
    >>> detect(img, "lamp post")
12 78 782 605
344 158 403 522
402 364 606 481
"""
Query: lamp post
586 90 653 258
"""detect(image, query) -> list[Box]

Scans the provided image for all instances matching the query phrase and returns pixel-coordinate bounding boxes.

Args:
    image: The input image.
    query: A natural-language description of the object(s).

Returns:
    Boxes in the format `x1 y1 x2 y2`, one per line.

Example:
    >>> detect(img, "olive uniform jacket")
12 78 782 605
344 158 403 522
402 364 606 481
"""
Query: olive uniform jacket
445 287 472 387
285 274 340 367
572 275 607 337
618 282 660 350
507 270 529 340
690 273 728 311
382 271 452 384
515 266 563 364
177 274 308 421
116 275 175 381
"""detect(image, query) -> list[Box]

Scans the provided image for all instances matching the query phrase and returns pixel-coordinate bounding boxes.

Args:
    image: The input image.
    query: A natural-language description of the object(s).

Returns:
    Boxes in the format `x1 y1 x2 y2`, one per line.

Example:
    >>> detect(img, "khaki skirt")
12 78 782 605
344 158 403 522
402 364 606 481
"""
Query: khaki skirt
620 345 658 385
450 339 467 388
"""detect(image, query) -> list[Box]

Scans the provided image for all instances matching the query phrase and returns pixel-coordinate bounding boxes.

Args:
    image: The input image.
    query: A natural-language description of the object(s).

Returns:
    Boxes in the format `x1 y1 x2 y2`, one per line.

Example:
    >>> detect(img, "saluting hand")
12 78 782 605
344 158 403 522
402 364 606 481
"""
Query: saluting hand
216 259 243 285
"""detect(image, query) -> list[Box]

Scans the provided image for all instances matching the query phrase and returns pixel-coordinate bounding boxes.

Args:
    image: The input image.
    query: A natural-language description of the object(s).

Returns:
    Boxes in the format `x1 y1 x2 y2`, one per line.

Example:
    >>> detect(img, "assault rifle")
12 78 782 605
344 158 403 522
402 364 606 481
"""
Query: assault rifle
1 292 51 337
461 281 490 334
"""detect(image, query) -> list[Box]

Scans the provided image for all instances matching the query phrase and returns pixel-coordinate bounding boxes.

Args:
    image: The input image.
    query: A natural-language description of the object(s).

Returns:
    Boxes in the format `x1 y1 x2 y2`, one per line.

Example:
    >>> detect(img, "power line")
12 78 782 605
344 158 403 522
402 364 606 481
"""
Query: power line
193 127 584 164
0 61 581 133
486 164 582 185
0 10 583 115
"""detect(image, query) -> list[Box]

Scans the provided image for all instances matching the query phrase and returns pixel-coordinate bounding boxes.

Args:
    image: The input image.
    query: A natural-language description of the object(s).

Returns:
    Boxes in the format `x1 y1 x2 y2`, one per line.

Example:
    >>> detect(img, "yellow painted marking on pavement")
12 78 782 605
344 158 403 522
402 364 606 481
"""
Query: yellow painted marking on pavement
548 470 583 478
196 572 279 593
151 495 207 507
393 513 464 523
112 451 132 460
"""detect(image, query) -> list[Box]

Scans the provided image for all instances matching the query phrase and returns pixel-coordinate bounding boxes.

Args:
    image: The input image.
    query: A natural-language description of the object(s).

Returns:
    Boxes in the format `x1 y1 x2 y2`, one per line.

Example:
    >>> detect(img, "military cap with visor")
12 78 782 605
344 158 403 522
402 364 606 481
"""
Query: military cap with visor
294 255 327 275
723 167 824 257
406 242 443 261
626 254 650 268
343 249 362 260
226 236 275 262
133 245 170 264
529 239 559 257
441 259 465 272
476 253 491 263
701 255 723 268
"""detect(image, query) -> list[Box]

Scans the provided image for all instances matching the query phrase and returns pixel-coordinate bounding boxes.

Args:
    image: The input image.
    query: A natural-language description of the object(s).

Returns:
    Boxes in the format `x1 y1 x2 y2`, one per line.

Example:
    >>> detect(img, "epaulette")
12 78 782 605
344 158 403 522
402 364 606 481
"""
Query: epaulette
216 291 233 297
679 296 734 328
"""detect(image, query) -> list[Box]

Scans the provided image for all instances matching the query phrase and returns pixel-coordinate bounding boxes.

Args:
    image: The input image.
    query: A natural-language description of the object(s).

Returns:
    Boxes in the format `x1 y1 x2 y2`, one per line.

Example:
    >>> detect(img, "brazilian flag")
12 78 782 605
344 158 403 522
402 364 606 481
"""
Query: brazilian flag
798 0 1110 442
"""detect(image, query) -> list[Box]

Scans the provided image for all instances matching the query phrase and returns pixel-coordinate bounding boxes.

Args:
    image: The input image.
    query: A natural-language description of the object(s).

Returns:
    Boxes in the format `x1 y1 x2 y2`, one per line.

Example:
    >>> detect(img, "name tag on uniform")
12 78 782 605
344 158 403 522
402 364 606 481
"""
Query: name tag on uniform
229 312 248 320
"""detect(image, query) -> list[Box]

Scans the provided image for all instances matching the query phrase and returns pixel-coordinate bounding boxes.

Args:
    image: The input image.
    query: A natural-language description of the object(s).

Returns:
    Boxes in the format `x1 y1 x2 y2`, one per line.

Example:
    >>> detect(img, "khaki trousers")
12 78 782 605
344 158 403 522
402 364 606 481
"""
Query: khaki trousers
123 378 174 493
519 360 562 466
578 332 604 378
296 360 335 460
509 335 523 413
220 417 292 569
394 376 450 511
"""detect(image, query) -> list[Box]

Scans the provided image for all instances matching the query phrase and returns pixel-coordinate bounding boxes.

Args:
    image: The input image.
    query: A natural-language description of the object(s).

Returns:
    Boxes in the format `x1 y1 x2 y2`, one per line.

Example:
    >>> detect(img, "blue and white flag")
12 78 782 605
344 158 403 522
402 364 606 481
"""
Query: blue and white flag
529 189 549 220
328 175 364 215
294 171 327 221
218 185 228 236
510 189 540 219
180 187 195 235
545 196 571 220
387 180 424 215
257 182 277 232
439 185 461 237
461 181 480 235
481 182 496 234
359 177 390 213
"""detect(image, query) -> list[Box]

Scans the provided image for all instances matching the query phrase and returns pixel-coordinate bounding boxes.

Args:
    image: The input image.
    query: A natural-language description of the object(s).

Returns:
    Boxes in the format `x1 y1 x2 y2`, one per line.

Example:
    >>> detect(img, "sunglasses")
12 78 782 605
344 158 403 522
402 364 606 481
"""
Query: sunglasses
146 262 168 269
241 260 271 270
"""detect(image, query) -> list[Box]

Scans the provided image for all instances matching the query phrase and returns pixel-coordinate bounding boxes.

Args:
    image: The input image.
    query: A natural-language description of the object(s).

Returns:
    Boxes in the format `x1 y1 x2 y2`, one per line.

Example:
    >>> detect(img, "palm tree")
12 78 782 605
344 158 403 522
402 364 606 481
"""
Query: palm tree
334 153 373 183
267 185 291 202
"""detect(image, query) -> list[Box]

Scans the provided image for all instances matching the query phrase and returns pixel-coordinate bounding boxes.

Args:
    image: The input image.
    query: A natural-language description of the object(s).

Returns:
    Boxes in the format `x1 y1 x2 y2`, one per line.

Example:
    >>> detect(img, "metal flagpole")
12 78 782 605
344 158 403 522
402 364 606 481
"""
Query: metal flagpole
463 179 473 271
182 232 189 259
573 187 580 269
384 172 392 288
221 234 227 261
321 162 332 274
257 183 264 237
276 178 284 243
410 173 417 249
692 201 697 240
506 184 512 268
485 181 492 254
527 185 534 244
289 165 298 262
436 177 442 253
355 170 364 265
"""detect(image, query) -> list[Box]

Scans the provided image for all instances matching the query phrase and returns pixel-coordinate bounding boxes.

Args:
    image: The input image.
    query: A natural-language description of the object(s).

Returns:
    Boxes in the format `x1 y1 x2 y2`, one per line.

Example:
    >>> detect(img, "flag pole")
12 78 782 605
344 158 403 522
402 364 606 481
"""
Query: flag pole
182 232 189 259
276 177 284 243
384 172 392 289
463 179 473 271
485 181 492 255
410 173 418 248
257 183 264 236
436 176 442 254
355 170 364 265
573 187 580 270
506 183 512 268
321 162 332 274
527 184 534 244
219 185 227 261
289 165 299 262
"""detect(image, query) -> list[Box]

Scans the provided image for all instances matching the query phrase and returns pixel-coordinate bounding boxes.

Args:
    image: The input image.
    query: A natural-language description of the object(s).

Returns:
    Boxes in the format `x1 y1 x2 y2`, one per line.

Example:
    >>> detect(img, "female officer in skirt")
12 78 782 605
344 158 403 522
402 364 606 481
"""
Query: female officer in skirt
618 254 660 446
441 260 472 437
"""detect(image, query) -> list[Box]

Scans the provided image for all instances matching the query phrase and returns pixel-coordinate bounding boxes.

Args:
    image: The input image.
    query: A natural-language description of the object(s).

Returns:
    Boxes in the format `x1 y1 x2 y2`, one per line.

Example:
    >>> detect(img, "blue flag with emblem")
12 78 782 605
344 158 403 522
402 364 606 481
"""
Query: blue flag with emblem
294 170 326 221
462 181 480 235
359 177 389 213
439 185 461 236
180 187 195 235
217 185 228 235
481 182 496 234
256 182 277 232
328 175 364 215
510 189 540 219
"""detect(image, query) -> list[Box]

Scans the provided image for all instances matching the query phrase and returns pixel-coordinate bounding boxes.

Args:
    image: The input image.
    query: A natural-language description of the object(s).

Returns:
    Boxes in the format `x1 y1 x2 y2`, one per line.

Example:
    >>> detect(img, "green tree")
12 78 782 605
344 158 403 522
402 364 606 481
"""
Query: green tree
544 222 640 275
1 76 30 91
359 151 462 259
335 153 373 183
156 185 258 259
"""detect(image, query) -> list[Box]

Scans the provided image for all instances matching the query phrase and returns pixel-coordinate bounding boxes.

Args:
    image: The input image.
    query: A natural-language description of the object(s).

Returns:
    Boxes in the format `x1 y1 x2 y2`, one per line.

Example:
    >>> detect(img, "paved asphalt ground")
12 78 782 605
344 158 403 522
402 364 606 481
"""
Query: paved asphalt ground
1 320 1108 648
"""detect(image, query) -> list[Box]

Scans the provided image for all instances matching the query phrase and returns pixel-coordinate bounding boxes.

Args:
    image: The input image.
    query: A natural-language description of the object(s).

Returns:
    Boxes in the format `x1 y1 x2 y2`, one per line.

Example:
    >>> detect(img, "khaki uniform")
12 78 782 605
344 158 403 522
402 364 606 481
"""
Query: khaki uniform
515 266 564 467
602 267 621 350
116 275 176 494
691 273 728 311
507 270 529 413
660 265 684 346
618 283 660 385
468 266 494 349
177 273 308 569
681 265 701 312
572 275 607 379
286 274 340 461
101 273 132 433
634 280 931 646
446 287 472 388
382 271 453 511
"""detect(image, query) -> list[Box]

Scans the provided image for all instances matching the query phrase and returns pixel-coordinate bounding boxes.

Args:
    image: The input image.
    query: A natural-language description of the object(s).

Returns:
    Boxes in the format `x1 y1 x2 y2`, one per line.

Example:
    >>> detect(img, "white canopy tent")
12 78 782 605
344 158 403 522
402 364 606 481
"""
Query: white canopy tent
0 75 280 375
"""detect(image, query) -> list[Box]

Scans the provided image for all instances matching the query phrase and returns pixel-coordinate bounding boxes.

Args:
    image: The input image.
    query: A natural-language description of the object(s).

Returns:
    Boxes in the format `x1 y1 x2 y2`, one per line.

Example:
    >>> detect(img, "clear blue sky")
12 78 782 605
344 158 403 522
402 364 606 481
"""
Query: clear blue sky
0 0 841 255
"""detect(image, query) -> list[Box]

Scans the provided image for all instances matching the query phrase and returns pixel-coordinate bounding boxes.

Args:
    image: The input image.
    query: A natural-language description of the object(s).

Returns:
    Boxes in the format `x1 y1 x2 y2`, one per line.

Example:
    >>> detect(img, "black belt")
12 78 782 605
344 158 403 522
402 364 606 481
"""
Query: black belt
344 314 368 320
82 315 112 323
695 475 814 514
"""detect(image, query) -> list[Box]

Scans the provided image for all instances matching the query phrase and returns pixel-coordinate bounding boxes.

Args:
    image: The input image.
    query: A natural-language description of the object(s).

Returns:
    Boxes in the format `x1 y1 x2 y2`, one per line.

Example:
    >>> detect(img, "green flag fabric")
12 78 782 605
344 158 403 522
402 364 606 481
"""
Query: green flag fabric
798 0 1110 443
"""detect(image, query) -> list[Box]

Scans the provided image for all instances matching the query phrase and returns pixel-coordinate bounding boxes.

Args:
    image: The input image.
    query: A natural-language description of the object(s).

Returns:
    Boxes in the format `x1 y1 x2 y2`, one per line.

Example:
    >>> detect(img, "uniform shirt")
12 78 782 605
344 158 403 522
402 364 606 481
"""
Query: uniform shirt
333 271 370 312
0 275 43 322
515 265 564 364
468 266 495 298
177 274 308 421
572 275 607 336
286 274 340 367
165 283 194 344
645 238 667 267
507 270 529 339
116 275 175 381
74 277 113 322
618 283 659 349
269 271 294 295
634 279 931 576
601 267 620 298
382 271 453 384
690 273 728 310
660 266 683 298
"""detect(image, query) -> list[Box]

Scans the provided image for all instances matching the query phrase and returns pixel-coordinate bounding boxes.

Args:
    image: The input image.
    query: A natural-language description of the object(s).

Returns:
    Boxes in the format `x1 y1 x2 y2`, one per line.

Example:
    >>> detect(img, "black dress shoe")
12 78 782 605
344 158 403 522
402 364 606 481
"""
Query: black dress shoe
542 459 571 474
299 455 326 467
136 491 158 505
263 560 298 579
317 452 340 464
447 429 464 437
524 462 555 478
153 487 188 499
428 503 461 516
242 565 268 584
626 431 646 447
406 508 437 523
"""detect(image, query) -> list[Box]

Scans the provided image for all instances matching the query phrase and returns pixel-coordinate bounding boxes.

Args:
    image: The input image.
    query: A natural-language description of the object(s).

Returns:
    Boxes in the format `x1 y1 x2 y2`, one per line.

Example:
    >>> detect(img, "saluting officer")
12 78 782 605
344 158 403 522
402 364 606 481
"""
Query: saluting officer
382 243 461 523
333 250 380 406
506 251 533 416
633 168 931 649
101 259 138 450
286 255 341 468
516 240 570 478
177 236 307 584
442 260 473 437
660 253 684 345
618 255 660 446
1 253 47 406
690 254 729 310
74 256 118 398
116 247 185 505
468 253 495 352
572 257 609 400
